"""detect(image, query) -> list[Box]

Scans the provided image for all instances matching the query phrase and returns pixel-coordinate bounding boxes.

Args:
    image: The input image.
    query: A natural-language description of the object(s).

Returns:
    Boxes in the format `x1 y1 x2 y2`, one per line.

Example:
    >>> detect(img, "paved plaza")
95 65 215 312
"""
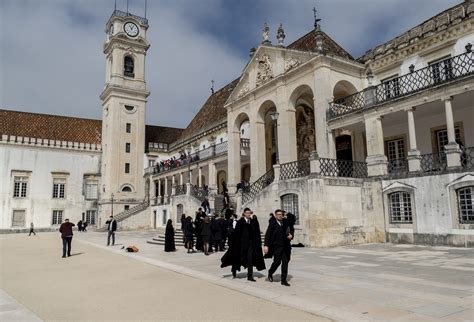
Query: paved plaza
1 231 473 321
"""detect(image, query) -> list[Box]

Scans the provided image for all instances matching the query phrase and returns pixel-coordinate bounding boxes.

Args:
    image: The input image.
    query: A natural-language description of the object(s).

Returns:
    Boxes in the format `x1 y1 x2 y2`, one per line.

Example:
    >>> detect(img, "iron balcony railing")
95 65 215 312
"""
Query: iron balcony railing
419 152 447 175
280 159 311 180
319 158 368 178
328 51 474 119
190 185 209 202
146 141 228 176
174 184 187 196
387 158 409 178
242 168 275 204
461 147 474 170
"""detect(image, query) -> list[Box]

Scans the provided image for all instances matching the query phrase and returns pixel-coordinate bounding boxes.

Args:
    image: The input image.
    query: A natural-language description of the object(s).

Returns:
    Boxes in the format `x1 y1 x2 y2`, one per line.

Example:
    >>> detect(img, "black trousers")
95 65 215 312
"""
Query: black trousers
246 244 254 278
29 229 36 236
268 247 289 282
107 231 115 245
62 237 72 257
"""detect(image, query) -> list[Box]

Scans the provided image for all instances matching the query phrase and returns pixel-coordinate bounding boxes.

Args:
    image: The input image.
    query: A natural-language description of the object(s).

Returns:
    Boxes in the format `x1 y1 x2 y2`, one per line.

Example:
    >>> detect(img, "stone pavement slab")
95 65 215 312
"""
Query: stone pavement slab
0 289 42 322
0 234 324 321
72 230 474 321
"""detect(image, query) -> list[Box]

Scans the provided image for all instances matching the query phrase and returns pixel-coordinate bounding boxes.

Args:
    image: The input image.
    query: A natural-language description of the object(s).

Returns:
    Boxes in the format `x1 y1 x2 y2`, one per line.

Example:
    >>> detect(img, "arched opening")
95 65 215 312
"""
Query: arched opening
124 55 135 78
290 85 316 161
121 185 133 192
217 170 227 194
177 204 184 219
258 100 278 171
333 80 358 101
233 113 251 183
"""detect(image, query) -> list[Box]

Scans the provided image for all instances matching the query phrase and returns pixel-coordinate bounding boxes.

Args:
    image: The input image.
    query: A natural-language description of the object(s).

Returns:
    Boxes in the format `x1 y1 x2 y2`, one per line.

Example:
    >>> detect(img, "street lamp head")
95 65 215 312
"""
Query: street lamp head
270 111 279 122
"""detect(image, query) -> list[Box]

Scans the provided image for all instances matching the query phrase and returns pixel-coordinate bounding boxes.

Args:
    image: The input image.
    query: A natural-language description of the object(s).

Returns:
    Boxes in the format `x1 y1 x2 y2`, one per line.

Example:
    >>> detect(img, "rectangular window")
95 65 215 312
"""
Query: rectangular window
85 180 98 200
388 192 413 224
381 75 400 99
126 123 131 133
13 176 28 198
435 127 461 153
125 163 130 173
52 178 66 199
52 210 63 225
12 210 26 227
386 138 406 172
162 209 167 225
280 194 299 225
86 210 97 225
457 187 474 224
429 55 453 84
125 143 131 153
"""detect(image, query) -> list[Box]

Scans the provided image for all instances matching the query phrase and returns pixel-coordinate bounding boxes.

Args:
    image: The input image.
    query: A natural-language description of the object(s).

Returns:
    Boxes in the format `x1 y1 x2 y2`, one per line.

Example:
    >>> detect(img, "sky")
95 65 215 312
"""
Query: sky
0 0 462 129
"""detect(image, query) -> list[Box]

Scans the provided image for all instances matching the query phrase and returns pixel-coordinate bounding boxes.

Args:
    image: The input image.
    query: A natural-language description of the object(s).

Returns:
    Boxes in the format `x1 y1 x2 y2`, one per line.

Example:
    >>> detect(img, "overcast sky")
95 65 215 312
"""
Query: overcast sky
0 0 461 129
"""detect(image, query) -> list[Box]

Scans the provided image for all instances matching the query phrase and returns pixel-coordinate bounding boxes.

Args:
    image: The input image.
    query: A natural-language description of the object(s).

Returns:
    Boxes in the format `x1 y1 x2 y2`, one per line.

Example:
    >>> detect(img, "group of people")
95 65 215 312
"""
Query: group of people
164 206 295 286
77 220 89 232
154 152 201 173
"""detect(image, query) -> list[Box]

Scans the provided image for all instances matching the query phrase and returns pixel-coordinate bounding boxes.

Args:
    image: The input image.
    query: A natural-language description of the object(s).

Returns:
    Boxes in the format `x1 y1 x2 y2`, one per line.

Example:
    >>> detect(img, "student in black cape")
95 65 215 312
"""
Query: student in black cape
183 216 195 253
220 208 265 282
164 219 176 252
201 216 212 255
264 209 293 286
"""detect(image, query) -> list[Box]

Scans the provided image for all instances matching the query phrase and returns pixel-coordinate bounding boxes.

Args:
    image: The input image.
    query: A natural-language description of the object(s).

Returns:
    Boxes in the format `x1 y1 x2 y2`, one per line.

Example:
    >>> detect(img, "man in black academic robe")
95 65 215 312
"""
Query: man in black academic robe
264 209 293 286
221 208 265 281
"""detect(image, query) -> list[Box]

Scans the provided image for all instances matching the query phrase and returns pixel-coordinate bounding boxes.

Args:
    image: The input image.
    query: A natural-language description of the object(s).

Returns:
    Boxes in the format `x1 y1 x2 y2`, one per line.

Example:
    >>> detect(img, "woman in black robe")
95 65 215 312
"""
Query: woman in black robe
201 216 212 255
184 216 195 253
164 219 176 252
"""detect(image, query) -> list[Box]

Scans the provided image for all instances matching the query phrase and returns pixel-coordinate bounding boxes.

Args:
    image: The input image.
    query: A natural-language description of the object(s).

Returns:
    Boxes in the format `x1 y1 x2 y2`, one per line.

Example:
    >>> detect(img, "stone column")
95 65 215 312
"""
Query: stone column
228 129 241 187
171 175 176 195
250 120 266 181
157 179 162 204
273 163 281 184
364 115 388 176
188 169 193 184
327 129 337 159
198 167 202 187
208 162 217 193
406 108 421 172
164 177 168 197
276 85 297 164
313 66 332 158
179 172 184 185
443 97 461 168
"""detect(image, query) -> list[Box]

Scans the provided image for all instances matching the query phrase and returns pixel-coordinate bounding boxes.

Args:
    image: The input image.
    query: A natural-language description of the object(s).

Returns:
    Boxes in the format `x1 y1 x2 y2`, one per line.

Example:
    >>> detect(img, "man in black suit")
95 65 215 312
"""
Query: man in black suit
105 215 117 246
264 209 293 286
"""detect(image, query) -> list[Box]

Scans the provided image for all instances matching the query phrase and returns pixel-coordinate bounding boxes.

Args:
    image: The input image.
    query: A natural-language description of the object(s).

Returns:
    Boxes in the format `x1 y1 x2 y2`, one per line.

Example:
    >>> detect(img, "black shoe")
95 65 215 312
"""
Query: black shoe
281 280 290 286
247 277 256 282
62 256 66 258
267 274 273 282
67 255 71 257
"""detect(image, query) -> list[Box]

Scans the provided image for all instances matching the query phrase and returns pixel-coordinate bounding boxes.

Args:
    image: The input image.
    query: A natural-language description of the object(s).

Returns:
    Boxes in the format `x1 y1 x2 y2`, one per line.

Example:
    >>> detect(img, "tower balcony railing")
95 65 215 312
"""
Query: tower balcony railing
328 50 474 120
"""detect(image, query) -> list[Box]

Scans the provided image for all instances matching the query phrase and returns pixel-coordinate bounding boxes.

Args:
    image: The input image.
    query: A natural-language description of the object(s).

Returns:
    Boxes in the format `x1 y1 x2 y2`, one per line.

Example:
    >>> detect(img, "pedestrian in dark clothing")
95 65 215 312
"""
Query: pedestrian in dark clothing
201 198 211 214
216 214 228 251
211 215 222 252
201 216 212 255
222 192 230 211
28 222 36 236
264 209 293 286
221 208 265 281
222 181 228 193
83 221 88 232
180 214 186 245
77 220 83 232
164 219 176 252
105 216 117 246
184 216 195 253
226 213 237 247
59 219 75 258
195 208 206 251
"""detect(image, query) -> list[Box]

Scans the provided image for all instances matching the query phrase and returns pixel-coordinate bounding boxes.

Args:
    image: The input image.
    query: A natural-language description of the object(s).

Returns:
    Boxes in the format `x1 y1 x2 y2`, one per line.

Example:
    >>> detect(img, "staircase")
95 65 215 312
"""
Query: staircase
96 200 149 232
242 168 275 204
147 228 265 246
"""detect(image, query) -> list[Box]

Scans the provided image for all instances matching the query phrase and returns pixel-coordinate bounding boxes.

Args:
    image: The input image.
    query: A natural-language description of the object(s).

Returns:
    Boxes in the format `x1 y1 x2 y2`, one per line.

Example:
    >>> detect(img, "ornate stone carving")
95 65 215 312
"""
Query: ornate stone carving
296 105 316 160
284 58 301 72
238 84 250 97
256 54 273 87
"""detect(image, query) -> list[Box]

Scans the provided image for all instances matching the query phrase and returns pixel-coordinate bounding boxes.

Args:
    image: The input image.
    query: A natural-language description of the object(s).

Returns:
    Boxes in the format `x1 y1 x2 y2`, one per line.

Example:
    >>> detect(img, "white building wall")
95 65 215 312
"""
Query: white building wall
0 145 101 229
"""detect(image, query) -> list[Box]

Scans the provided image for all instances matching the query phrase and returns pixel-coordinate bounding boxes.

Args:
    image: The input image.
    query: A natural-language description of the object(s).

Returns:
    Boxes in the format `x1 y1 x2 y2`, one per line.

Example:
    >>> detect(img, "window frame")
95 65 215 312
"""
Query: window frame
383 185 417 230
125 163 130 174
13 176 28 198
125 142 131 153
52 210 64 226
52 178 66 199
85 179 99 200
11 209 26 228
280 193 300 226
388 191 413 224
85 210 97 225
126 123 132 133
457 186 474 224
123 55 135 78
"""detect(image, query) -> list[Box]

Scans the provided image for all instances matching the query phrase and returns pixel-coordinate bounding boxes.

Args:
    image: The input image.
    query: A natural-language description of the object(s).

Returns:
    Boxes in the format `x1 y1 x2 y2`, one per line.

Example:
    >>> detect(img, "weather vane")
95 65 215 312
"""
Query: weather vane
313 7 321 29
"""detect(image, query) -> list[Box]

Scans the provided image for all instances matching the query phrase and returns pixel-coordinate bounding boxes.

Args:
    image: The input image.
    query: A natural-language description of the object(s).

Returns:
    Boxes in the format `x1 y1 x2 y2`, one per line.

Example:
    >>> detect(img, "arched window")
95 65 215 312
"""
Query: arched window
457 186 473 223
124 56 134 78
281 193 299 225
388 191 413 224
121 185 132 192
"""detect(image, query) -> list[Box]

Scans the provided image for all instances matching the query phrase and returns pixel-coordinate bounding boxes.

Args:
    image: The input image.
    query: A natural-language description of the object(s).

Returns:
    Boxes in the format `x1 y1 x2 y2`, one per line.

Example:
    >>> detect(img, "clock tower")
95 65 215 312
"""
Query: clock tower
99 10 150 224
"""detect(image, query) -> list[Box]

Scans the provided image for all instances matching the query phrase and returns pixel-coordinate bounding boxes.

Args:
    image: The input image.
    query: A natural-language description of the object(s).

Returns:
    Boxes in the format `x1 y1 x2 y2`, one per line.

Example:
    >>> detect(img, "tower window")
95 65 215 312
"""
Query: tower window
124 56 134 78
126 123 131 133
125 163 130 174
125 143 131 153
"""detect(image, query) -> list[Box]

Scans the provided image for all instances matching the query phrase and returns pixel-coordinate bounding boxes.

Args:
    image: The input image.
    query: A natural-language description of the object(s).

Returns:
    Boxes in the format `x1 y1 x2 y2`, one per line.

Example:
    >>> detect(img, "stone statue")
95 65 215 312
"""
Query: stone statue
262 23 270 45
256 54 273 86
296 105 316 160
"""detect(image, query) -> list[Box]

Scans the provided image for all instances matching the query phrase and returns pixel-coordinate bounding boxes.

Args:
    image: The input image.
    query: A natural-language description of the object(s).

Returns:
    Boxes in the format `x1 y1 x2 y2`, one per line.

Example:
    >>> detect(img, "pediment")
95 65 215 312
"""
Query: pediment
383 181 416 192
227 46 316 104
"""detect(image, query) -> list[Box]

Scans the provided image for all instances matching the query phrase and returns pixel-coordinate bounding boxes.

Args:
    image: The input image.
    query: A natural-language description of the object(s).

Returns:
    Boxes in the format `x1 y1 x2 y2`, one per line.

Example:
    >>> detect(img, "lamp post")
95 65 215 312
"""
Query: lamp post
111 193 114 217
270 111 280 164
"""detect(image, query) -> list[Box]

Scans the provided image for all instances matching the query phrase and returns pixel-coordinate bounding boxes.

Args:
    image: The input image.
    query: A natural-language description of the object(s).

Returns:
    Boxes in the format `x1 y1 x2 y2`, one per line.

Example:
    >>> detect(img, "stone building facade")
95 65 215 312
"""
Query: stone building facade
1 2 473 246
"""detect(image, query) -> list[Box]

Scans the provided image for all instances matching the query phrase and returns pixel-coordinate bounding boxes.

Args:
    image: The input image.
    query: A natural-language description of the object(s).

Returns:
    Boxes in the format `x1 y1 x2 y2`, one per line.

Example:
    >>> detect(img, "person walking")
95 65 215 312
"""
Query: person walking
221 208 265 281
105 215 117 246
59 219 75 258
180 214 186 245
264 209 293 286
211 215 222 252
83 221 88 232
164 219 176 252
194 209 205 251
201 216 212 255
184 216 195 253
201 198 211 214
77 220 83 232
28 222 36 236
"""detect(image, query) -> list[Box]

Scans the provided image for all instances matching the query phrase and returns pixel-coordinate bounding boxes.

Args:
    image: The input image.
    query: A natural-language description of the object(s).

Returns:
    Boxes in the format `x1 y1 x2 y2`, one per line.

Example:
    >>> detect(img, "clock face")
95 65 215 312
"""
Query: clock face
124 22 139 37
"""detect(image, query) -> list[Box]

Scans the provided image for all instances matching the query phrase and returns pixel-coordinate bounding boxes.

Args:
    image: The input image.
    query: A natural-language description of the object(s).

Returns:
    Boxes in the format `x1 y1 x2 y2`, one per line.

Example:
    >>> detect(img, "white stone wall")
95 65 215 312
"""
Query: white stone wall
0 144 101 229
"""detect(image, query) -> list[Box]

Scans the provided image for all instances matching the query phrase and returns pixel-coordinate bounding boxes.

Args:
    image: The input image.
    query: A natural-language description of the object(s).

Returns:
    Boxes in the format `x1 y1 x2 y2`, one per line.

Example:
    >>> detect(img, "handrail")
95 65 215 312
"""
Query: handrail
280 159 310 180
242 168 275 204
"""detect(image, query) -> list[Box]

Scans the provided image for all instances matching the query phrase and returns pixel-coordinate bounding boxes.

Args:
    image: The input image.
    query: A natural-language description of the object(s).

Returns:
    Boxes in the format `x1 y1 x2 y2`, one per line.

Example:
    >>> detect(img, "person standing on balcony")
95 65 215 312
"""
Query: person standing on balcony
264 209 293 286
105 215 117 246
220 208 265 281
164 219 176 252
